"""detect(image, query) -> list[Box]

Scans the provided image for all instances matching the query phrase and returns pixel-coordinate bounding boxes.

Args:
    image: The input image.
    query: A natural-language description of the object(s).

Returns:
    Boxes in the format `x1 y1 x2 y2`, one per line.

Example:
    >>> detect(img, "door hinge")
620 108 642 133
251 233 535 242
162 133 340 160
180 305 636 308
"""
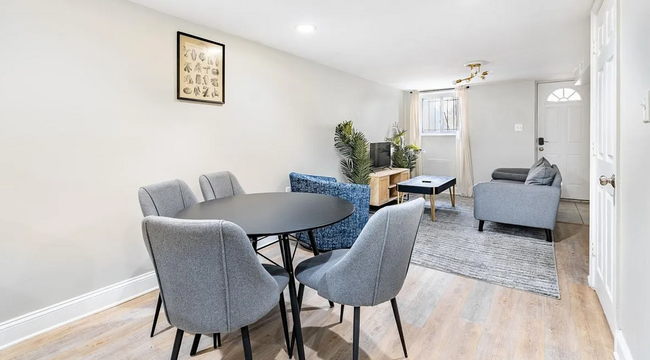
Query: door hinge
592 41 597 55
590 227 597 257
591 242 596 257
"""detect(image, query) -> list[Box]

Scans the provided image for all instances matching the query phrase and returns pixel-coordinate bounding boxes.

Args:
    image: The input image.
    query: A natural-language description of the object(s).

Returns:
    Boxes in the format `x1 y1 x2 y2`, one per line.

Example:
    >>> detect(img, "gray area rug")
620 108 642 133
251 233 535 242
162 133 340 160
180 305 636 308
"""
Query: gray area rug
406 194 560 299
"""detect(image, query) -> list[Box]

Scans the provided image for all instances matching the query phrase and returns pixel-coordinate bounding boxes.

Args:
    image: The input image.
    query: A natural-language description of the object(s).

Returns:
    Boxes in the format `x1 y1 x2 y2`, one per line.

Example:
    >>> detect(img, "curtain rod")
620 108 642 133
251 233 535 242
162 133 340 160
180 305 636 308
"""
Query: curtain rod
410 86 469 93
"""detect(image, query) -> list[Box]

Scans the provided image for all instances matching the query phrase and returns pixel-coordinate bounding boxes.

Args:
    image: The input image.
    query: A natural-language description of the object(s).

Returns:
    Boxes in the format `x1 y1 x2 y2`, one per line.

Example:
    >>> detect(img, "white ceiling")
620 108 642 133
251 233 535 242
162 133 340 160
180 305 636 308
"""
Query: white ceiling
130 0 593 90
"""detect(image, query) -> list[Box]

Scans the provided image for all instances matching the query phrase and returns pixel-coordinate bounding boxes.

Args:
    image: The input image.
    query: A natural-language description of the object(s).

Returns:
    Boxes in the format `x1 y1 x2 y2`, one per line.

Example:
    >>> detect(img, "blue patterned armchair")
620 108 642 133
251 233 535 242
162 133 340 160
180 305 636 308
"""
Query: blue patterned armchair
289 172 370 251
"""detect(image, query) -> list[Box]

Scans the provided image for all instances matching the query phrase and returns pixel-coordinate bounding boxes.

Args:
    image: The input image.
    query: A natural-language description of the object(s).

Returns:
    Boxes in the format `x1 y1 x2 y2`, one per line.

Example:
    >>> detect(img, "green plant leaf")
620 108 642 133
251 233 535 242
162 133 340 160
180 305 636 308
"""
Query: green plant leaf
386 123 420 173
334 121 371 184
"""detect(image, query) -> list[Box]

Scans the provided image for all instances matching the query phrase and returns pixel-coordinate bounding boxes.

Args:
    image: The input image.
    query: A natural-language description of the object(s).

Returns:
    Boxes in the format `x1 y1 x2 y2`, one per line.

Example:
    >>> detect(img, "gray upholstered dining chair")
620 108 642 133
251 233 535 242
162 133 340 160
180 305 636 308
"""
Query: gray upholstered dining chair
139 179 198 218
293 198 425 360
199 171 246 201
199 170 283 259
141 216 291 360
138 179 221 349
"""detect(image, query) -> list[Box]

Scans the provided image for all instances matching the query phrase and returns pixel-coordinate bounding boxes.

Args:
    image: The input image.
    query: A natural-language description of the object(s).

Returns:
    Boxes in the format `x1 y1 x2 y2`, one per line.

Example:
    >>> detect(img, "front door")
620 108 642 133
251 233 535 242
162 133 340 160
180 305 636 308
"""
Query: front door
590 0 617 334
537 81 590 200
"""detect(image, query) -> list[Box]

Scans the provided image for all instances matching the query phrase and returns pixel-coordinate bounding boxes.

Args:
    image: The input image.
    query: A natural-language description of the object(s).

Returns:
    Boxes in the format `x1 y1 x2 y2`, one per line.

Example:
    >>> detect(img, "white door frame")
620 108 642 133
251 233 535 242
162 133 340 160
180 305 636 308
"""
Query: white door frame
534 79 574 159
536 81 591 200
588 0 618 334
588 0 600 291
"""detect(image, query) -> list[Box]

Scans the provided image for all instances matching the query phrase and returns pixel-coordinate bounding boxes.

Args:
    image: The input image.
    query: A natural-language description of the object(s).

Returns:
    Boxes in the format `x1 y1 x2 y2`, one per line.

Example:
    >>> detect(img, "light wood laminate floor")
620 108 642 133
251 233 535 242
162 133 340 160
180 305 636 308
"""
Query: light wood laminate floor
0 221 613 360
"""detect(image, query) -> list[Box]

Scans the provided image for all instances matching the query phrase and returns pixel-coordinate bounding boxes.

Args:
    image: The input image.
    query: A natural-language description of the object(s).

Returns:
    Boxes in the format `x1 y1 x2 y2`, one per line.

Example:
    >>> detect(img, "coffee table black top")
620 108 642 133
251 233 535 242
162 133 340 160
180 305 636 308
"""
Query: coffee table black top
397 175 456 195
175 192 355 237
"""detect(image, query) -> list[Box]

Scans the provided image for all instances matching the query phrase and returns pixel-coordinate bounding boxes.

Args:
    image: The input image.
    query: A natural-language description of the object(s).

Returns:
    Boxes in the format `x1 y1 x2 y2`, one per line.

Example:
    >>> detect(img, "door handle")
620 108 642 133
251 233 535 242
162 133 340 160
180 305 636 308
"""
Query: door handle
599 174 616 188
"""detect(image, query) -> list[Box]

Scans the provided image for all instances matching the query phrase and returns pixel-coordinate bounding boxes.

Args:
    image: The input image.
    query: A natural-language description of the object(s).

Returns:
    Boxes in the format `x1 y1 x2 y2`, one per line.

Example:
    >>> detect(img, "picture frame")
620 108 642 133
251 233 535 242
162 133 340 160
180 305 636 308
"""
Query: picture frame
177 31 225 105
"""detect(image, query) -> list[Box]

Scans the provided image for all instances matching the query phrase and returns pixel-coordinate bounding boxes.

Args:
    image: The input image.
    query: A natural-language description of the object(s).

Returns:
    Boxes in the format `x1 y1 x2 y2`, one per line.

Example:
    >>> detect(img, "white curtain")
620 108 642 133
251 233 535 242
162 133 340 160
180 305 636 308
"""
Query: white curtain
407 91 422 176
455 87 474 196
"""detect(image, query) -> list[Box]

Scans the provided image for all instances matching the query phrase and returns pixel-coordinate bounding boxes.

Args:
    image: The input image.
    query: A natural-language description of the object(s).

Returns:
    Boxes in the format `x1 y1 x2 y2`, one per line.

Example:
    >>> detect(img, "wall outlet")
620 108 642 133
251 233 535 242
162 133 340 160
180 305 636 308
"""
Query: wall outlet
514 124 523 132
285 186 291 192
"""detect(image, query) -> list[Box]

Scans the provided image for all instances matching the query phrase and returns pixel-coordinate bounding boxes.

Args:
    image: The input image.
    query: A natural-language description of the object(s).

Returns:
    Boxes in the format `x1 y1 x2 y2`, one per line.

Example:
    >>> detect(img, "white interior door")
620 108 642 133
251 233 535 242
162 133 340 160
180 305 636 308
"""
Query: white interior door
590 0 617 334
537 81 590 200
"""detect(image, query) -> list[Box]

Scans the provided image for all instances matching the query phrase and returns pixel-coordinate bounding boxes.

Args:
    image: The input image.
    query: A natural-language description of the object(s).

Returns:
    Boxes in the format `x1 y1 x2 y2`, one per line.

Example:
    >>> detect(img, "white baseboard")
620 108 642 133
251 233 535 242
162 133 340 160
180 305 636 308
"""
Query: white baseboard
0 271 158 350
614 330 634 360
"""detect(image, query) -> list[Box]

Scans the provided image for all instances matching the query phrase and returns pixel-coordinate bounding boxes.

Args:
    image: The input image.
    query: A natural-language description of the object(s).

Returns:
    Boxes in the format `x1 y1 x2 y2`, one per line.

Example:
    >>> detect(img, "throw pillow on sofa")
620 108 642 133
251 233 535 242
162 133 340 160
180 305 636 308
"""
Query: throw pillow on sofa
530 157 551 169
525 157 556 185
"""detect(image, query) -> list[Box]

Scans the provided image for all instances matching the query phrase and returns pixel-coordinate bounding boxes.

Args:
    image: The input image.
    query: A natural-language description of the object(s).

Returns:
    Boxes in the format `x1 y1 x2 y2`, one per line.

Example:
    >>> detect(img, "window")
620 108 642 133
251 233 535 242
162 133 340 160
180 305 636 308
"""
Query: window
547 88 582 102
421 91 458 134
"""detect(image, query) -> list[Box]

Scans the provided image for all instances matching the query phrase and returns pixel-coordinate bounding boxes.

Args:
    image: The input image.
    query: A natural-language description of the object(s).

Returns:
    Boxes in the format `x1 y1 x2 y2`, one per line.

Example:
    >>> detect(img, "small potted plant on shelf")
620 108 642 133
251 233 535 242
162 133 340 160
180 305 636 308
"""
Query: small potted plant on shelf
386 123 421 176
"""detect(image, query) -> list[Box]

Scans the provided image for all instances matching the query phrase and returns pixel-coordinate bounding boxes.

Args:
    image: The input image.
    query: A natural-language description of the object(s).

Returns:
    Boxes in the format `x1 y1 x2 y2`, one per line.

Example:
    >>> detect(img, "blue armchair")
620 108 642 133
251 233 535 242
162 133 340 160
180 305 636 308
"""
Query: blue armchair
289 172 370 251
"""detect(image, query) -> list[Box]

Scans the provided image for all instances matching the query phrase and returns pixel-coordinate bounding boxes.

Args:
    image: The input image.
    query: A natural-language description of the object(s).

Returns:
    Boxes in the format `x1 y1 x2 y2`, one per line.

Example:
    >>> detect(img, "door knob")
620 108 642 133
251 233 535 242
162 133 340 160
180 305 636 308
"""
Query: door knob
599 174 616 188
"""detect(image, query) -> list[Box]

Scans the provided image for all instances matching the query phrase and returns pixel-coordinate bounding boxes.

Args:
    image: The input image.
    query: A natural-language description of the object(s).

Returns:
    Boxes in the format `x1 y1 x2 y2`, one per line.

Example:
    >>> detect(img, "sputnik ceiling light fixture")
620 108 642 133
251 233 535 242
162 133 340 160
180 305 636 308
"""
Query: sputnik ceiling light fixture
453 61 490 85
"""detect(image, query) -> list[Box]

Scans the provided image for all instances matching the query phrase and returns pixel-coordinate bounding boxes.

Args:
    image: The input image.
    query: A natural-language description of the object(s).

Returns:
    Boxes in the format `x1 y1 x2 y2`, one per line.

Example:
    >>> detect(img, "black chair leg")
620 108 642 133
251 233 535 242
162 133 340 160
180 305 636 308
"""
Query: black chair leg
478 220 484 232
151 294 162 337
391 298 408 358
353 307 360 360
241 326 253 360
190 334 201 356
289 283 306 356
297 283 305 309
171 329 184 360
251 236 258 251
340 304 345 323
279 293 290 354
189 333 220 355
546 229 553 242
278 236 286 267
307 230 320 256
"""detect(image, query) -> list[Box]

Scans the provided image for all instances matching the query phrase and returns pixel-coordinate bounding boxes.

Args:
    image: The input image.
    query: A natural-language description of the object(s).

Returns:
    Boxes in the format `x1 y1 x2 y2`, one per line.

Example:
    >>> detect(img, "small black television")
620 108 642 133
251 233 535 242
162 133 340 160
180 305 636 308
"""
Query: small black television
370 142 391 169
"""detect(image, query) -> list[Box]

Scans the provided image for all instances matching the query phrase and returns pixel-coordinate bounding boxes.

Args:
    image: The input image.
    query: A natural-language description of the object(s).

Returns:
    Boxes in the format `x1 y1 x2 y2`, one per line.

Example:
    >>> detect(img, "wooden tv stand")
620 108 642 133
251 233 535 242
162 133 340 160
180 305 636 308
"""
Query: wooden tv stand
369 168 410 206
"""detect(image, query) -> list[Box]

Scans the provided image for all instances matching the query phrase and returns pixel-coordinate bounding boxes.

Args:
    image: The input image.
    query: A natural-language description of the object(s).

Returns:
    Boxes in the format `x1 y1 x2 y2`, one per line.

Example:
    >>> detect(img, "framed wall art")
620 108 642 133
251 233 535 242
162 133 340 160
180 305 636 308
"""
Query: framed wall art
177 32 225 105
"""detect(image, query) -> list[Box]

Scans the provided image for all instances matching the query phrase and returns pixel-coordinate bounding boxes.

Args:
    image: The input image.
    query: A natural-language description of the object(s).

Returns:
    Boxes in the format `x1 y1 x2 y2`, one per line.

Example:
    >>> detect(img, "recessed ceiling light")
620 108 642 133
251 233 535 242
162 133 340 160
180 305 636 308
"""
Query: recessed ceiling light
295 24 316 33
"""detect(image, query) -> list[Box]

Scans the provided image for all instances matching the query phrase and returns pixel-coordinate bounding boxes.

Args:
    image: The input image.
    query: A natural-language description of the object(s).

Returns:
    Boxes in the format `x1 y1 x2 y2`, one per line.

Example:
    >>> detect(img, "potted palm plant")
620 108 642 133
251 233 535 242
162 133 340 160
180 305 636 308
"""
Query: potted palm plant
334 121 372 185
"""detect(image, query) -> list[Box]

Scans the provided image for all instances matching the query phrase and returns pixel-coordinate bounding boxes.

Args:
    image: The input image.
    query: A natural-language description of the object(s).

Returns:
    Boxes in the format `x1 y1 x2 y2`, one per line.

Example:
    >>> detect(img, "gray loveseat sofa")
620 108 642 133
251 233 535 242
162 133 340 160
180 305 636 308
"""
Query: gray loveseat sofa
473 165 562 242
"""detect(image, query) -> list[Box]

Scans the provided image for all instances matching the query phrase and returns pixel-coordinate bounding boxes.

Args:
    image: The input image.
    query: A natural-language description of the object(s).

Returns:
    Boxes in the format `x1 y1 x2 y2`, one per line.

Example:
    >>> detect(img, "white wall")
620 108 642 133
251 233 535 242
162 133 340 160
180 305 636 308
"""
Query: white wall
617 0 650 358
468 81 537 183
0 0 402 323
420 81 537 183
420 135 456 177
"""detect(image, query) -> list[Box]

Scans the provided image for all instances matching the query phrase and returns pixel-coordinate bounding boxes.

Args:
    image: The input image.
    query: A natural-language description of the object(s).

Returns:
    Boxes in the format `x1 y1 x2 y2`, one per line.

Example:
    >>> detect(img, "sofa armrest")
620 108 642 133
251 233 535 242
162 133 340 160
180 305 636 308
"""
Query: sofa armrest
491 168 529 182
474 181 561 230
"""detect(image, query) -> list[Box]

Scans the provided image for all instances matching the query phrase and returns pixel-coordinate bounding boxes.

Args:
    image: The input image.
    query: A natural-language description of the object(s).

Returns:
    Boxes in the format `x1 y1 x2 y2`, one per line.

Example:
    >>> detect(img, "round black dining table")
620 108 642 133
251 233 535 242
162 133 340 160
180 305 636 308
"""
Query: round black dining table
175 192 354 360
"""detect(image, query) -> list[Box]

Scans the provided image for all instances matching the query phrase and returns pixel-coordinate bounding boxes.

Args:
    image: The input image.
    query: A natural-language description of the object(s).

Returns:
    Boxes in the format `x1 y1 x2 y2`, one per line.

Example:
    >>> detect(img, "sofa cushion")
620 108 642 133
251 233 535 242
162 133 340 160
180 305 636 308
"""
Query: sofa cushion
525 163 557 185
492 168 529 182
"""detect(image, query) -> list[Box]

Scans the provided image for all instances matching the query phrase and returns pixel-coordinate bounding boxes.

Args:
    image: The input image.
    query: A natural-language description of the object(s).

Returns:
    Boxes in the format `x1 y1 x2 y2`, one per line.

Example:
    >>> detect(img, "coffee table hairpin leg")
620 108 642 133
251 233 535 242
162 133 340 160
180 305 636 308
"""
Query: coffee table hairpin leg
450 185 456 207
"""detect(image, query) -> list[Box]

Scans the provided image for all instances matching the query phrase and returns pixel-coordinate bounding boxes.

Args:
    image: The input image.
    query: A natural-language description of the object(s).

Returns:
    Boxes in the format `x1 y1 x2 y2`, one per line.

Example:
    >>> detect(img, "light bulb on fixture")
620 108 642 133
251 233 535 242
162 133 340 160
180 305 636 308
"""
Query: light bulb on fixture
452 61 491 85
295 24 316 33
